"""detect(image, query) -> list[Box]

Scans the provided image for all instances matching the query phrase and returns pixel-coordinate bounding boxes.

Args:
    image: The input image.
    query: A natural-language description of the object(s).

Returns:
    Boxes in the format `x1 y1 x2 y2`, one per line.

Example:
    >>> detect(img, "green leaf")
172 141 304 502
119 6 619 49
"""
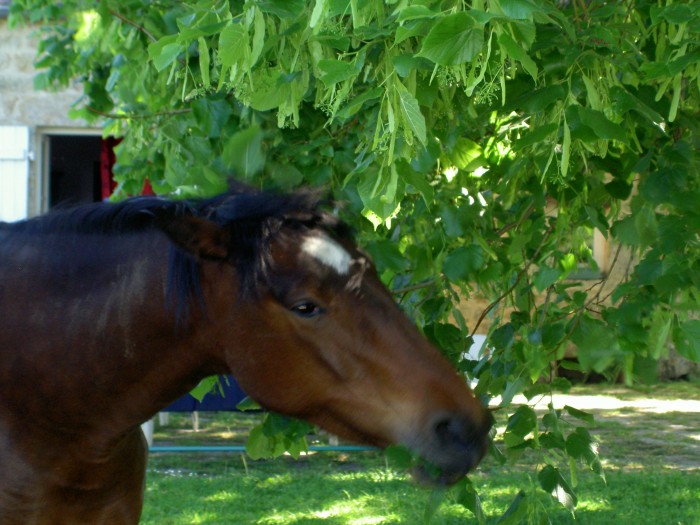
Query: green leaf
540 432 566 450
197 37 210 88
582 74 602 110
577 107 627 142
610 86 664 126
365 240 409 273
309 0 327 28
612 216 641 246
674 320 700 362
570 316 621 373
538 465 577 512
248 73 291 111
440 204 465 238
497 32 538 81
523 383 551 400
423 489 447 524
443 245 486 282
395 19 431 45
395 80 427 145
651 3 694 25
270 162 304 188
649 312 673 360
559 253 577 276
634 206 658 246
336 87 383 119
189 376 219 402
245 425 272 459
563 405 594 424
496 491 528 525
507 85 565 113
456 478 485 523
251 7 266 65
403 168 435 205
235 396 261 411
561 121 571 178
222 125 265 178
513 123 558 150
450 137 483 170
392 54 422 78
397 5 438 23
500 0 538 20
257 0 305 18
417 12 484 66
218 23 248 68
148 35 182 72
383 445 415 470
534 266 560 291
565 427 602 477
357 169 403 223
505 406 537 441
318 59 356 86
501 376 528 407
641 168 685 206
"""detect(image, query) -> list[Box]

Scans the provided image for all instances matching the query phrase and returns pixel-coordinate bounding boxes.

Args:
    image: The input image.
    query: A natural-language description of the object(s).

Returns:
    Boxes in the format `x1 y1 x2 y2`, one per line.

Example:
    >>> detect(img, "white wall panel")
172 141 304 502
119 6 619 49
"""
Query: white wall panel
0 126 30 222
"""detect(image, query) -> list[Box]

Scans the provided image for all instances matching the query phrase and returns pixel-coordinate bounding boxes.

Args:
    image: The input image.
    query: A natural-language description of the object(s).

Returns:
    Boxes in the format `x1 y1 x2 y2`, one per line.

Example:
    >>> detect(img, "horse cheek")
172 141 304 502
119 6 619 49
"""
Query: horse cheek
218 309 315 415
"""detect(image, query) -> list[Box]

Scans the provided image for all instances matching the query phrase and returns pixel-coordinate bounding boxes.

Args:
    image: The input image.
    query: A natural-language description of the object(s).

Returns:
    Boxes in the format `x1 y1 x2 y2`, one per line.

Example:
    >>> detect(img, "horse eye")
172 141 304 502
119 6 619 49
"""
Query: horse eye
290 301 322 318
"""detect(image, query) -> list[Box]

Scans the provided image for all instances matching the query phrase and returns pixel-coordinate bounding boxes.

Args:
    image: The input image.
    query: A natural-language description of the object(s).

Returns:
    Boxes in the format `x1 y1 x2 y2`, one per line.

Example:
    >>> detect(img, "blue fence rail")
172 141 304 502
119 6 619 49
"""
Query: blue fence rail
149 445 376 453
150 375 376 453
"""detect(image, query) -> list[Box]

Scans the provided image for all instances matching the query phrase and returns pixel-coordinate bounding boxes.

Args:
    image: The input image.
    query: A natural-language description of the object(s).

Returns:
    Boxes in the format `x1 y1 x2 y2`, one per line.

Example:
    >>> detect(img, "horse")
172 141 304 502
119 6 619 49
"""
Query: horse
0 186 491 524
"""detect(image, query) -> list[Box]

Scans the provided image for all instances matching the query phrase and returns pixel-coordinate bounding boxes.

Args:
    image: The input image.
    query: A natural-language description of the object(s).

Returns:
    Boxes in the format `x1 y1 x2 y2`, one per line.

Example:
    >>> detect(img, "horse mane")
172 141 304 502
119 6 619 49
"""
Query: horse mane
2 186 353 321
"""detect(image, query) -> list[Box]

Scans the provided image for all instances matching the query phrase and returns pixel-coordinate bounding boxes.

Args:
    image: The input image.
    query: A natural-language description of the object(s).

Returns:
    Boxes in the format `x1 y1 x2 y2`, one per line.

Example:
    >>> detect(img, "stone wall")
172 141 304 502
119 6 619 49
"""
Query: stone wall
0 20 84 127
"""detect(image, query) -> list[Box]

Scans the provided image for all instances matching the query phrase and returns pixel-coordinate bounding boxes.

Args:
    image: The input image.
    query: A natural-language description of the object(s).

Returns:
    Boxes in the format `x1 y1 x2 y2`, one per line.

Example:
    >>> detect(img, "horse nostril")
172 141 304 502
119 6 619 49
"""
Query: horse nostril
435 417 462 447
433 414 488 451
415 412 491 483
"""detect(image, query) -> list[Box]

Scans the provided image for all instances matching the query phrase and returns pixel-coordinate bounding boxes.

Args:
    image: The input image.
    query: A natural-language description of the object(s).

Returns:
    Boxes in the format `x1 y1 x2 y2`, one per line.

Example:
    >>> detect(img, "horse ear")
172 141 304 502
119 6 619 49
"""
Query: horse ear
156 215 229 260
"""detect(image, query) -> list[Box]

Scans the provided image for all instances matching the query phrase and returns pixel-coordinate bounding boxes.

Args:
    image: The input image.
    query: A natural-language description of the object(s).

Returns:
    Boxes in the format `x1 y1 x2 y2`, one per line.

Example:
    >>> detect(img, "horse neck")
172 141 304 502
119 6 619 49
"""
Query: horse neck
0 231 230 439
75 239 233 428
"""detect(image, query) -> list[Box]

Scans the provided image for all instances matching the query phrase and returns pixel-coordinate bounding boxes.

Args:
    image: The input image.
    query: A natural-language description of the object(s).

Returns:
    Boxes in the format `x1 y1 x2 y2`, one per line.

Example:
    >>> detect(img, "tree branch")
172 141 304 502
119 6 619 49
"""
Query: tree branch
109 9 158 43
470 221 556 337
392 280 436 296
85 105 192 120
494 202 536 237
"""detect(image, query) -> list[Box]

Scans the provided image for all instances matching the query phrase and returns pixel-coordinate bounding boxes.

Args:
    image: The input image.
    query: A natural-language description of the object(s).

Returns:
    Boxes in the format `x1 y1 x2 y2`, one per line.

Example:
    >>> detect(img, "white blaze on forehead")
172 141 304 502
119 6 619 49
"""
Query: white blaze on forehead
302 234 353 275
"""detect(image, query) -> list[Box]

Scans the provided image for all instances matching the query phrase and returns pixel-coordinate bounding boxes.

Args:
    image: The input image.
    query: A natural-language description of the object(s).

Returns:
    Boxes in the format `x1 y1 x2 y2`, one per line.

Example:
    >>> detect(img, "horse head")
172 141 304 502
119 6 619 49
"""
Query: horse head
157 189 492 485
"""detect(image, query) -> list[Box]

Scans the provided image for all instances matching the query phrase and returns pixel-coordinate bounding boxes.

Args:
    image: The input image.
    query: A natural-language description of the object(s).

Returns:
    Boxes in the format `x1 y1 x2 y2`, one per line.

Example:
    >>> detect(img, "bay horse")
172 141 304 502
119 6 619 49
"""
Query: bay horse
0 187 491 524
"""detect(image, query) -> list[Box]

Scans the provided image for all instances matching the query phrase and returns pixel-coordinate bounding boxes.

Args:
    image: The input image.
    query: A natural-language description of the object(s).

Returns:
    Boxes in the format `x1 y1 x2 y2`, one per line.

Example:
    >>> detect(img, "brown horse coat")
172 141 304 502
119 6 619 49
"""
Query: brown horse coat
0 188 491 524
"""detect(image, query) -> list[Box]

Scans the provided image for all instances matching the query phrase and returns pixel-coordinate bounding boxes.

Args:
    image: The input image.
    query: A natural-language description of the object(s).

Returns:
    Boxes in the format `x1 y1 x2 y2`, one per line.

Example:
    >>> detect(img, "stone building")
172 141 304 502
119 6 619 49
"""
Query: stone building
0 7 106 221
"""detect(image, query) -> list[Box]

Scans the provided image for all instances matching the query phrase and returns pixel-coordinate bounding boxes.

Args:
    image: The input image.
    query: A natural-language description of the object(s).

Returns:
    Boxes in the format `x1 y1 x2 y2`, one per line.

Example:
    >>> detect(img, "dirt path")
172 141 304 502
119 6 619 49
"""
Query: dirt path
511 390 700 471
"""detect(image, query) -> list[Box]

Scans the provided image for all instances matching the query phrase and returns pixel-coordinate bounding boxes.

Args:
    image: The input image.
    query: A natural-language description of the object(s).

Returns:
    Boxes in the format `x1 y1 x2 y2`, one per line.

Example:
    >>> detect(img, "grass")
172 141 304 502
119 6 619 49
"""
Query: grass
142 383 700 524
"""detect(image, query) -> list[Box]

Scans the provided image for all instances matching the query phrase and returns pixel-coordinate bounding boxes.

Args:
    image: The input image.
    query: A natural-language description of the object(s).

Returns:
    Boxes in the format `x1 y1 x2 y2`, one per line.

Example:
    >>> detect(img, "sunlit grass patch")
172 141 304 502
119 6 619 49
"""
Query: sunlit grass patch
259 494 402 524
143 384 700 524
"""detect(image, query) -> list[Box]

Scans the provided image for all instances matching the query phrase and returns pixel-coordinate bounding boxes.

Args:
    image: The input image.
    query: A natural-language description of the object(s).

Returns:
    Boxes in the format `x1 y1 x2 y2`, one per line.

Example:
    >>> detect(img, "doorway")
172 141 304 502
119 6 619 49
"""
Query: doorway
46 134 103 208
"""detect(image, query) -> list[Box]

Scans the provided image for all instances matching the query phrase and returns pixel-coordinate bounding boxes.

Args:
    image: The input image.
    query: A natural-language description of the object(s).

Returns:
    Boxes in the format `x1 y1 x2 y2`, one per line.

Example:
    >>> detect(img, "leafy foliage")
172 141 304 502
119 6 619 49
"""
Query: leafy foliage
10 0 699 521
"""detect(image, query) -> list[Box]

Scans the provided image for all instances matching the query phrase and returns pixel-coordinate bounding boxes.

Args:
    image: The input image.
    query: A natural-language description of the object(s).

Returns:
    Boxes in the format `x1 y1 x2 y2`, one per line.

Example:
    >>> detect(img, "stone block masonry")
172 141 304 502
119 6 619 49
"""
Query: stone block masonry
0 20 83 127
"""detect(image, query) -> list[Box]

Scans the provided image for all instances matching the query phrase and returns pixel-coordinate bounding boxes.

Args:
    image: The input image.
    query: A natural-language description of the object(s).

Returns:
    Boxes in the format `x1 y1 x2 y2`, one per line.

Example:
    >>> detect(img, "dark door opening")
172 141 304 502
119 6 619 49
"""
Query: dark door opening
47 134 103 208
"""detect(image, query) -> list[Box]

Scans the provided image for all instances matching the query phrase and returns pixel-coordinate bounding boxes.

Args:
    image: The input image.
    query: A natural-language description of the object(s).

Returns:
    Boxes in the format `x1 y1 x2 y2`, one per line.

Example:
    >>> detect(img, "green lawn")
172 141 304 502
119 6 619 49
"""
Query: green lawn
142 384 700 524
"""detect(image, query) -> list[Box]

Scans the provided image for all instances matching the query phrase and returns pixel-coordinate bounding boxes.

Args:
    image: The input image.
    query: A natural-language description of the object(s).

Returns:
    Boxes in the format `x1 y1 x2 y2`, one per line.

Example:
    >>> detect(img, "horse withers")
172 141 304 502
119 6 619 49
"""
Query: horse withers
0 187 491 524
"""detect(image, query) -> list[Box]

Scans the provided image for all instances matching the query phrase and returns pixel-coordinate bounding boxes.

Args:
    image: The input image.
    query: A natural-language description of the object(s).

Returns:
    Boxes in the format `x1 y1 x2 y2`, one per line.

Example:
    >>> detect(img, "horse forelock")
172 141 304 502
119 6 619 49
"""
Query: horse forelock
198 188 349 295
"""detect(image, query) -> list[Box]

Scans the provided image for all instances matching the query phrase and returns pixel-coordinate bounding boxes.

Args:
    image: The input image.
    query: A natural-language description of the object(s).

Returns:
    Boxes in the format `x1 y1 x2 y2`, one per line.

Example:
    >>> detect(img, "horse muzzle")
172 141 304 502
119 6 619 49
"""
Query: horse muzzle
407 410 493 486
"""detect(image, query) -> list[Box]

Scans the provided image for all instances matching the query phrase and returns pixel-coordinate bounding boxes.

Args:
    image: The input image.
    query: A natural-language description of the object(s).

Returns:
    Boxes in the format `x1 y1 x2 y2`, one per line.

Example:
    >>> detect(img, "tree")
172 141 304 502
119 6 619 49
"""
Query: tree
10 0 699 520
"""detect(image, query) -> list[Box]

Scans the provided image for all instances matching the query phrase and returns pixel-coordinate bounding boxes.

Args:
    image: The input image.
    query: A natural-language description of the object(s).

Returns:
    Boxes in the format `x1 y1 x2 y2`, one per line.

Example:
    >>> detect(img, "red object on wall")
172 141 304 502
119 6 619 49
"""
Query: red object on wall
100 137 119 200
100 137 154 199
